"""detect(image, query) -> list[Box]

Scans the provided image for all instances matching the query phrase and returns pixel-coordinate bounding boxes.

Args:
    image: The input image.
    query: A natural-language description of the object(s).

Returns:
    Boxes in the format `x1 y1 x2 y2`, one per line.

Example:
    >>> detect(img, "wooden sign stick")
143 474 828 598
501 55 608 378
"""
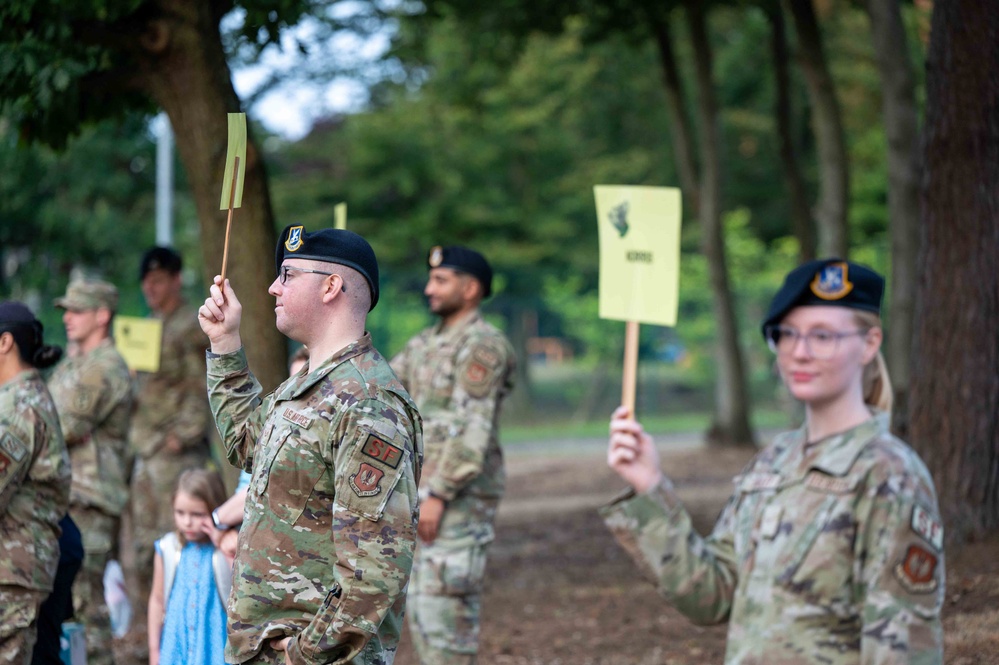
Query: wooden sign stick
220 155 240 284
621 320 640 415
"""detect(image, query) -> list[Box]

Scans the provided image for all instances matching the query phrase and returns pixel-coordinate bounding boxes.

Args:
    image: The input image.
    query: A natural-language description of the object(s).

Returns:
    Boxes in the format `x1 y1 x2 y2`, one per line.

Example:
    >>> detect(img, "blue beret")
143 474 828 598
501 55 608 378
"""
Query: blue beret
427 245 493 298
761 258 884 337
276 225 380 310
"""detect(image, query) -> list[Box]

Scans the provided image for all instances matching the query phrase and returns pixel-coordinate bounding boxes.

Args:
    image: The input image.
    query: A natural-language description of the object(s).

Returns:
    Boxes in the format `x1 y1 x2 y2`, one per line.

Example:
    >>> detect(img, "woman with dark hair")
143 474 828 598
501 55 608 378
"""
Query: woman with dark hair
602 260 944 664
0 302 71 662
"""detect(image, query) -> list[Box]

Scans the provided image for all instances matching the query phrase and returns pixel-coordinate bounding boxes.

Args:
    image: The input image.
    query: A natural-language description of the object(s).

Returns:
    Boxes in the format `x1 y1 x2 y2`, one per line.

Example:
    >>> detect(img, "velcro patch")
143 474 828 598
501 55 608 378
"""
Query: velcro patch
361 435 403 469
73 387 98 414
281 407 314 429
349 462 384 497
739 472 782 493
911 504 944 551
893 544 939 594
0 431 27 462
804 471 854 494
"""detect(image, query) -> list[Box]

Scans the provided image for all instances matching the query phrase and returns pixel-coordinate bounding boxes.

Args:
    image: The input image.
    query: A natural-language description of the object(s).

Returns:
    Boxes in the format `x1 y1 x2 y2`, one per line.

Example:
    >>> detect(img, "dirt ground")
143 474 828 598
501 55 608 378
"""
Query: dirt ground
117 435 999 664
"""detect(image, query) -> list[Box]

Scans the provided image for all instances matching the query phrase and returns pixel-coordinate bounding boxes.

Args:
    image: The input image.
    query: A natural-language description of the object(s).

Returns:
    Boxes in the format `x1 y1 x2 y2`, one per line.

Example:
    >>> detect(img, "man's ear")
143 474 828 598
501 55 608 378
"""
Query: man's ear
96 308 112 328
461 275 482 302
0 332 14 355
321 274 346 304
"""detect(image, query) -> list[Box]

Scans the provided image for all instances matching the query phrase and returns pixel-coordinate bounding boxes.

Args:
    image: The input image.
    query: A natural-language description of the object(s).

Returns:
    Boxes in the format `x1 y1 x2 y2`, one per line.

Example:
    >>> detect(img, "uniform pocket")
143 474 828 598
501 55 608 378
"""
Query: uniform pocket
422 544 488 597
262 430 327 526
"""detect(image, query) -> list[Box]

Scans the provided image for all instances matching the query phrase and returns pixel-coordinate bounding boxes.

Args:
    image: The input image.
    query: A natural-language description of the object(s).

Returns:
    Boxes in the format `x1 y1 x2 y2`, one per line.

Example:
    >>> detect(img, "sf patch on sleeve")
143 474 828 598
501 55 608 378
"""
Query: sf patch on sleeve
341 430 410 521
0 428 30 499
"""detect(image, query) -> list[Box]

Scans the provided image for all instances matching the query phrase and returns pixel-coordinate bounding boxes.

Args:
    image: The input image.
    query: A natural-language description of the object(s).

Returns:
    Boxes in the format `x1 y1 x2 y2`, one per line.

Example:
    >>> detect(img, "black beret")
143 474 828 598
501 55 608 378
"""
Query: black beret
276 225 380 310
761 258 885 337
427 245 493 298
140 246 182 279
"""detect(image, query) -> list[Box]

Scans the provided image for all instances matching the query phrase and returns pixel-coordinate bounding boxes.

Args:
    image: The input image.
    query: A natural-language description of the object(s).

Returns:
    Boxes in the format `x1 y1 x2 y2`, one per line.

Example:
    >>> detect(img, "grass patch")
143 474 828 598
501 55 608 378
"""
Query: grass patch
501 407 792 445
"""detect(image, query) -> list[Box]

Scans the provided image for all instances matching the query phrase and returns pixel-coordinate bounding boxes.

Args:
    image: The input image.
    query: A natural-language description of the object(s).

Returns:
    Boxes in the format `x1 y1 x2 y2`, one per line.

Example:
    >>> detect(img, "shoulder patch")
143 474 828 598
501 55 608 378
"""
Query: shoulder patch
72 386 98 414
459 344 504 399
361 434 403 469
349 462 384 497
0 430 29 495
911 504 944 551
893 544 939 594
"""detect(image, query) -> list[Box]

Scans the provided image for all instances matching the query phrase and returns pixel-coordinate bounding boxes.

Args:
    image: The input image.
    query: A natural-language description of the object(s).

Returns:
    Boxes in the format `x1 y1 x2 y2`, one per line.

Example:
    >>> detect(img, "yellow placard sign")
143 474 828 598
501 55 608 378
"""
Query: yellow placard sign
334 202 347 230
113 316 163 373
595 185 682 326
219 112 247 209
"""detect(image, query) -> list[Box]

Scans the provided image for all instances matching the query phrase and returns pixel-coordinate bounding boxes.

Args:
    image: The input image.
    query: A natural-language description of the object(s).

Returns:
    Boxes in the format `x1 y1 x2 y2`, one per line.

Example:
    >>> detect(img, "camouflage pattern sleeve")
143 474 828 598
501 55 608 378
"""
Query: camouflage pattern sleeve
388 340 413 389
428 335 513 501
854 452 945 662
284 398 419 665
168 316 212 449
49 357 131 446
0 420 32 515
206 348 267 472
600 475 740 625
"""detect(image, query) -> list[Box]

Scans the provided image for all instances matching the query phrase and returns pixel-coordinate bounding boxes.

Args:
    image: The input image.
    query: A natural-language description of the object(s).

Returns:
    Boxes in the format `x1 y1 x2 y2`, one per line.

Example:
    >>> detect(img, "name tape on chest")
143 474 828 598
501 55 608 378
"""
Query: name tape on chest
911 504 944 551
361 434 403 469
739 472 782 493
281 407 314 429
804 471 855 494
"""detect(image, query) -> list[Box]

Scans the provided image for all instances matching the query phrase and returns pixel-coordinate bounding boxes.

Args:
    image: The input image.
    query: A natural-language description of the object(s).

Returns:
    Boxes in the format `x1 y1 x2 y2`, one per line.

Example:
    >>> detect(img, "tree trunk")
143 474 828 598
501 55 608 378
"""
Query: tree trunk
785 0 850 258
132 0 287 393
648 11 701 217
865 0 921 437
764 1 816 262
684 0 755 448
908 0 999 541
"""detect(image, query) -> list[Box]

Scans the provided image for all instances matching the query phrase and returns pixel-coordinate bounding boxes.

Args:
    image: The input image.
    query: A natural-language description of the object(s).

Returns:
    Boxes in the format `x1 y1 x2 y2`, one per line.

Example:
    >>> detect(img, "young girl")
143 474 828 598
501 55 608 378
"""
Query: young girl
603 259 944 663
148 469 230 665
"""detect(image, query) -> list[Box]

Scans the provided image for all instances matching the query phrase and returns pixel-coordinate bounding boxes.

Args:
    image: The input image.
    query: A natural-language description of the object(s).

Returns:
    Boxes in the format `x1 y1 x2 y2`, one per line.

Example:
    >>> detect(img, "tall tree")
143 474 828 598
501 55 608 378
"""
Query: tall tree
784 0 850 258
0 0 345 391
864 0 921 433
685 0 755 446
762 1 815 262
908 0 999 540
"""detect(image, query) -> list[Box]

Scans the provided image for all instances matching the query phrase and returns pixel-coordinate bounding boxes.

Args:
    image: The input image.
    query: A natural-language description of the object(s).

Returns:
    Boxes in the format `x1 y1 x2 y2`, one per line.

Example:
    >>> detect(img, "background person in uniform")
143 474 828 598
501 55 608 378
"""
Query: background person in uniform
602 259 945 664
47 280 134 665
391 246 515 665
0 302 70 663
198 225 422 665
128 246 212 610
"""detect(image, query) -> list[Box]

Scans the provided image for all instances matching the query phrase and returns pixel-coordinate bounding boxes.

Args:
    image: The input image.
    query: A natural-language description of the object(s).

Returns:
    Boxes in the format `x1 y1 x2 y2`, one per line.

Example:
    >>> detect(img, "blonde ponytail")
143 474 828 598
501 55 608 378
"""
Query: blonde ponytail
855 311 893 413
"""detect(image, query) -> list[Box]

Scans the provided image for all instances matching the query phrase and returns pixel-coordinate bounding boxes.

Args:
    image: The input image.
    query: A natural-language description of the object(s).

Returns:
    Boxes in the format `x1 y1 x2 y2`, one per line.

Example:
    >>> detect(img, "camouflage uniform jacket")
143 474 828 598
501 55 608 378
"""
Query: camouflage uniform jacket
48 338 134 515
207 333 423 665
131 302 210 458
0 369 71 591
601 413 945 664
390 310 514 502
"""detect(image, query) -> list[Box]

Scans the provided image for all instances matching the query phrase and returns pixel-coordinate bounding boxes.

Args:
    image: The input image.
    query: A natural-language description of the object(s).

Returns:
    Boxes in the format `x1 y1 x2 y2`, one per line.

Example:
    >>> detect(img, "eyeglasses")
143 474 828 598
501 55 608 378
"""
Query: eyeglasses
764 325 869 360
279 265 335 285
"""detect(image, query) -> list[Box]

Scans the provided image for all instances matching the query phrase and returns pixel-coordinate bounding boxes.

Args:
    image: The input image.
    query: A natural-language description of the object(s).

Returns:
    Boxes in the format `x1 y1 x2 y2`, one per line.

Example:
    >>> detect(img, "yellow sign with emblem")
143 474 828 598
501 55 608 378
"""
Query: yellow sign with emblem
595 185 682 326
113 316 163 373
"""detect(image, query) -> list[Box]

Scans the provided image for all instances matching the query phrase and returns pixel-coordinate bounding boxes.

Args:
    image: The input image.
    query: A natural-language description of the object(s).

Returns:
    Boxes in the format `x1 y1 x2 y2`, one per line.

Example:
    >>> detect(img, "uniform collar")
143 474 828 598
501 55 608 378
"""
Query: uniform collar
275 332 373 401
800 411 888 477
432 308 481 339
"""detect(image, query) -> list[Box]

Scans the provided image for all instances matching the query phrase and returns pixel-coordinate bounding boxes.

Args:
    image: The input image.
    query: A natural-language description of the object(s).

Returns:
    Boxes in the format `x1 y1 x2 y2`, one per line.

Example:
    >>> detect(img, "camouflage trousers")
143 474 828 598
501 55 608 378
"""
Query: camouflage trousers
408 495 499 665
127 447 209 610
0 586 47 665
69 504 119 665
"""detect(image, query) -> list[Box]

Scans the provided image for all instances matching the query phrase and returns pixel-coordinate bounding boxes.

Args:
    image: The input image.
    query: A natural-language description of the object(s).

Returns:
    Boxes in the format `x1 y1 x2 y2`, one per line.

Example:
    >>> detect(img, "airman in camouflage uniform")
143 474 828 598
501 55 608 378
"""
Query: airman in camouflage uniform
199 226 422 665
129 247 212 606
48 281 134 665
603 259 944 663
0 302 71 663
391 246 515 665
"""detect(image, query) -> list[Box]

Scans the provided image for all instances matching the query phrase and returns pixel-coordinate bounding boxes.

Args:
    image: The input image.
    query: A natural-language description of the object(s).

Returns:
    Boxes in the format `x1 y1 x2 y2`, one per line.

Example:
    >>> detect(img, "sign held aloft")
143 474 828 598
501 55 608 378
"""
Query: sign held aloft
594 185 682 414
219 113 247 284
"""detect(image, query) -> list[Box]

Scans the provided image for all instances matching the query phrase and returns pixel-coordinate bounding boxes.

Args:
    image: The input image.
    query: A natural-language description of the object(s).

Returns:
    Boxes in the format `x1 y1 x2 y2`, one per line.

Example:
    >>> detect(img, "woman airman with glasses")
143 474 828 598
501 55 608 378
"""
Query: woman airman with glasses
601 259 944 664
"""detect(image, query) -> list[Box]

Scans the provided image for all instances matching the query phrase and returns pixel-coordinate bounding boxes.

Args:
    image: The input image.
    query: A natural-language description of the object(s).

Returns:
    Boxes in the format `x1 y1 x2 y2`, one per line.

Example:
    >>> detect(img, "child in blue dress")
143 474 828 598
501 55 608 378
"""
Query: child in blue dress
147 469 231 665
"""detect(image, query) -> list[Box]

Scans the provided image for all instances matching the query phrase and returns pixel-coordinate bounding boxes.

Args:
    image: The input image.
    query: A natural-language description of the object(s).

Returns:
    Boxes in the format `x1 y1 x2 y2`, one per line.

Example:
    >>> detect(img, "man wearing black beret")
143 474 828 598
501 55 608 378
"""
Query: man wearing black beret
198 225 423 665
390 245 516 665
